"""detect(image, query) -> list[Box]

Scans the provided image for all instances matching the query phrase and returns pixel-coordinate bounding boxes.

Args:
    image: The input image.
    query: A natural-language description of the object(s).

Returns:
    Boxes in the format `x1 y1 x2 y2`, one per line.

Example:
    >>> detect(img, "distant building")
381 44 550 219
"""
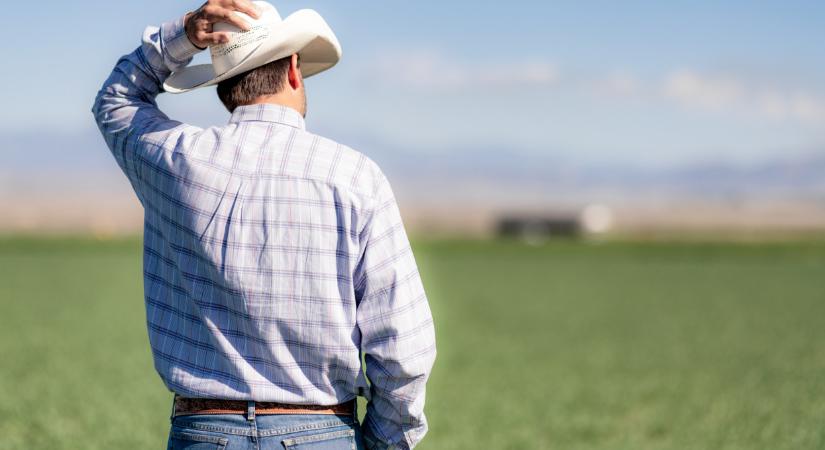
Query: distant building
497 216 581 242
496 204 614 243
579 204 614 235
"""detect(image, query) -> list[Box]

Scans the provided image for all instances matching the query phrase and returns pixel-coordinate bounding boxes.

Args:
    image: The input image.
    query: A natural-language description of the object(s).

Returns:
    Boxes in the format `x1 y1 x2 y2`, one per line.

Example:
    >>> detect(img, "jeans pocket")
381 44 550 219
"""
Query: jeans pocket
168 430 230 450
282 428 356 450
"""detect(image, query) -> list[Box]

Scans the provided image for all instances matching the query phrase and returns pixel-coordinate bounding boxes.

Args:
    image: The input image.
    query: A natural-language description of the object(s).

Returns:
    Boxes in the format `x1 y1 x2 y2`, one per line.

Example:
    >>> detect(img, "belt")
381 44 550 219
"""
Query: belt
173 396 356 418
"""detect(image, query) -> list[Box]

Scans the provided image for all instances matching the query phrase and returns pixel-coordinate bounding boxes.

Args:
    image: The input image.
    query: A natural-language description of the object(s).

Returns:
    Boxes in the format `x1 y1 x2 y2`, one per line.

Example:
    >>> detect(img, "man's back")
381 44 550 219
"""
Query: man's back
141 103 390 403
92 8 435 447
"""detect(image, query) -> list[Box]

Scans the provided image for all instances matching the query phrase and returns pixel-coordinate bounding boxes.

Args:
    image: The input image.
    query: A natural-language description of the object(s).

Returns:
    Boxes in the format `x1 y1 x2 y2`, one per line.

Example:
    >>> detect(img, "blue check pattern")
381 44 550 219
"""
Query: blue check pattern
92 16 435 450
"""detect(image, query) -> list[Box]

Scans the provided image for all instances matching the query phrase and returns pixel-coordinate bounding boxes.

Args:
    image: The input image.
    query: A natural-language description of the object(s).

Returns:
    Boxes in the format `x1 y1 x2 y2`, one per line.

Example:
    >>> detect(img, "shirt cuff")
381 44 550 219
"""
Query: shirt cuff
161 15 202 68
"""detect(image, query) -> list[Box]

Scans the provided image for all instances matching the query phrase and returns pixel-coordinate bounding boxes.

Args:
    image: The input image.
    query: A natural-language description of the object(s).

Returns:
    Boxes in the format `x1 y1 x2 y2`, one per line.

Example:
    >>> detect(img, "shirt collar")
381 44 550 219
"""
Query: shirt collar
229 104 306 130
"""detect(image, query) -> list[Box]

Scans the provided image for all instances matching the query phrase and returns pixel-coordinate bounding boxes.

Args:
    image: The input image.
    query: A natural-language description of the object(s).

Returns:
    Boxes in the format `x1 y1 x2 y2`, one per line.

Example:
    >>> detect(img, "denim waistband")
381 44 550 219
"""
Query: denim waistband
169 395 358 438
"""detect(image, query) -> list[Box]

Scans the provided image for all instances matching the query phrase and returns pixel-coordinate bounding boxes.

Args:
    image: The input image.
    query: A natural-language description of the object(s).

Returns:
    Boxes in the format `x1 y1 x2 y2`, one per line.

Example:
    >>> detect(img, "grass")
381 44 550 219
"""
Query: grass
1 236 825 449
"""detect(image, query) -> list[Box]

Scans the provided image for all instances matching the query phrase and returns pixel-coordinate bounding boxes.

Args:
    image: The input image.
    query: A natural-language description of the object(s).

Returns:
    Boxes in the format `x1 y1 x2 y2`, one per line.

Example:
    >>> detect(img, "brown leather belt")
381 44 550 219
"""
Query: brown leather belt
173 396 355 418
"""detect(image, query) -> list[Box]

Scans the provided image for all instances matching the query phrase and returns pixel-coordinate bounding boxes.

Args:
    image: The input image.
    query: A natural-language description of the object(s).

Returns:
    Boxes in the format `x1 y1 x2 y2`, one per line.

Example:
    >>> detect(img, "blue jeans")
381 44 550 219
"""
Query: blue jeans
166 403 366 450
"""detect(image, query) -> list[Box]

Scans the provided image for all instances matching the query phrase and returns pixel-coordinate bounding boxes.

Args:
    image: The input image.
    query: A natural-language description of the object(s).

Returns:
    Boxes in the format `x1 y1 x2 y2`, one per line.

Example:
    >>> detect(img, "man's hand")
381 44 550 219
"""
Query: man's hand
185 0 261 49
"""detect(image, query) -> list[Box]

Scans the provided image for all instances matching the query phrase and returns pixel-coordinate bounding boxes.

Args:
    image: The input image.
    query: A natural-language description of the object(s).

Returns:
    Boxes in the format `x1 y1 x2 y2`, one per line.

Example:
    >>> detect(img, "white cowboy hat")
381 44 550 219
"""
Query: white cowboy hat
164 1 341 94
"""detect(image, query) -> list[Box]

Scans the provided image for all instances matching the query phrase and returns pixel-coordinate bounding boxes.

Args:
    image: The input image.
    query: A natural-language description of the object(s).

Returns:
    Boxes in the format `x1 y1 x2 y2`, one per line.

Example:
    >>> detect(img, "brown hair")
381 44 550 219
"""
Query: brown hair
217 56 292 112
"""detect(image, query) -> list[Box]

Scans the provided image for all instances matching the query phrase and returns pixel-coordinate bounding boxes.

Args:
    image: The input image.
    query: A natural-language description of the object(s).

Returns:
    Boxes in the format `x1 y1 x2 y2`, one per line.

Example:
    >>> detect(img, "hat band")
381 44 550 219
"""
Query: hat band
211 24 273 75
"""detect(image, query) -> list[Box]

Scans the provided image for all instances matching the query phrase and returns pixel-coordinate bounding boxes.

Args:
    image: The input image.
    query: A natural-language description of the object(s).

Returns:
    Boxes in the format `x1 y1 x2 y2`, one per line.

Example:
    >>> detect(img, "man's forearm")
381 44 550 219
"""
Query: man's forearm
92 15 200 126
91 15 201 196
356 177 437 449
361 301 436 450
362 363 434 450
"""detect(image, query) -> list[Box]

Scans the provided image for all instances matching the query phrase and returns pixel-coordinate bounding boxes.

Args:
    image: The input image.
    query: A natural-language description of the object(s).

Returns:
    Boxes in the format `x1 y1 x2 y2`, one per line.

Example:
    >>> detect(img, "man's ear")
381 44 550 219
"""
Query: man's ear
288 53 302 90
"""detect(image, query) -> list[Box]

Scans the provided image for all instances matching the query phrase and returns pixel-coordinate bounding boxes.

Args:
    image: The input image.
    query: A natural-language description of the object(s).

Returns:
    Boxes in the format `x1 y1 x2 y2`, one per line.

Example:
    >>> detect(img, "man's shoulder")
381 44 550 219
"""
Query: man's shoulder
292 129 387 199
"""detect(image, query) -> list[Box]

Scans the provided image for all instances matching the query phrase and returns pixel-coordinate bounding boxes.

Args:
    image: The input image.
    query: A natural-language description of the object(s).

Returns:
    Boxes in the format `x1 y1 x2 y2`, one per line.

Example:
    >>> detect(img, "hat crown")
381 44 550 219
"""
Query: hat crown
210 1 281 76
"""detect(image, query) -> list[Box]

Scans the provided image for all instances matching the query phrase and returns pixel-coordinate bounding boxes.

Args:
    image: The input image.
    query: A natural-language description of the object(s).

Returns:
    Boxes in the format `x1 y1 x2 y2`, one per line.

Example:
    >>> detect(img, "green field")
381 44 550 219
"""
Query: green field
2 237 825 449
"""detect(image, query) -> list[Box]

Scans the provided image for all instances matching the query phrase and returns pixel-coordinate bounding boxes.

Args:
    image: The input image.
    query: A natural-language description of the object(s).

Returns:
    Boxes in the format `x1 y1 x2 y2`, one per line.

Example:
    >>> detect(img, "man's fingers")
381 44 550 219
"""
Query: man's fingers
210 32 231 44
221 10 252 31
202 4 222 19
195 18 212 32
201 5 252 31
195 30 231 45
232 0 261 19
194 30 210 43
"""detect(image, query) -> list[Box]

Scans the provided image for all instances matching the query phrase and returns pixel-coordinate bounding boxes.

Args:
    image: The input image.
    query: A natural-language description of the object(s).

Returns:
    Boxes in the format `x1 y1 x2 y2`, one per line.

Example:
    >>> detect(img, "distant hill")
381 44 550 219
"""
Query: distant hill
1 129 823 233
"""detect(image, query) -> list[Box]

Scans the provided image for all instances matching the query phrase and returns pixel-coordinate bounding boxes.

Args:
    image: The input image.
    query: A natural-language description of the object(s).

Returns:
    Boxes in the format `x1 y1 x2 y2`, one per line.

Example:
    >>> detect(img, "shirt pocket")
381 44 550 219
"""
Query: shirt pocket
282 428 356 450
168 430 229 450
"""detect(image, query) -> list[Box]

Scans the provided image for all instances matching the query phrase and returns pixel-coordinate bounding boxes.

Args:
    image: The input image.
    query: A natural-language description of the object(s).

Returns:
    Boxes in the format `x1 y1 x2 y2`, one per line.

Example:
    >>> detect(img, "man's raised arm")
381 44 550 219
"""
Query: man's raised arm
355 173 437 450
91 1 259 201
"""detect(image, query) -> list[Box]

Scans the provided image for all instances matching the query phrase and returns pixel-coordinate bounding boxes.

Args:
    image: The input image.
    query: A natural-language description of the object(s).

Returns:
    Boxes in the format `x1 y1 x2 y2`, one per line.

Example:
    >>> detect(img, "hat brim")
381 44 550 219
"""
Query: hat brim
163 9 341 94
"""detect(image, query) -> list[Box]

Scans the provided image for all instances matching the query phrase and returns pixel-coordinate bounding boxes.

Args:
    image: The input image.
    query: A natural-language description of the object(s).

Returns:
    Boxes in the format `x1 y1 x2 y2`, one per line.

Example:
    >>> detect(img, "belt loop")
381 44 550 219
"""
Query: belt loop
169 393 178 422
247 400 255 421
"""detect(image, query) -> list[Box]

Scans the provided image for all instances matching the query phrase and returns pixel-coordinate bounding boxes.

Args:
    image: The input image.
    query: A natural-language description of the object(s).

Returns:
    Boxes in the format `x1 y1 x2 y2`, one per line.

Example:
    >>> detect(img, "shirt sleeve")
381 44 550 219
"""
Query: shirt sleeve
91 15 202 204
355 173 437 450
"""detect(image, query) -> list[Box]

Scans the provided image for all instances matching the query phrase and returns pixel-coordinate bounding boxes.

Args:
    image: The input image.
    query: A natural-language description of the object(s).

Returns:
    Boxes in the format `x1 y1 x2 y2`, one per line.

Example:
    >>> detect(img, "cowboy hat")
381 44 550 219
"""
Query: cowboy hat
164 1 341 94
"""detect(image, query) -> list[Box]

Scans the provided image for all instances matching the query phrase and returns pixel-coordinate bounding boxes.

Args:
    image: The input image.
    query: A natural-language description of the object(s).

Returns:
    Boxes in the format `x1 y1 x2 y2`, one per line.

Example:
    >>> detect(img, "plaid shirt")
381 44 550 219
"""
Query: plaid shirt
92 16 435 450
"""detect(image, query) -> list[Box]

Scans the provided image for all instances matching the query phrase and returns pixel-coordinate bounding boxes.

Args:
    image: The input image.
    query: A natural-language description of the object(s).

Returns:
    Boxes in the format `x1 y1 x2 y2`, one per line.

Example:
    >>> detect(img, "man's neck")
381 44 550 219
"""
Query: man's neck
248 96 304 118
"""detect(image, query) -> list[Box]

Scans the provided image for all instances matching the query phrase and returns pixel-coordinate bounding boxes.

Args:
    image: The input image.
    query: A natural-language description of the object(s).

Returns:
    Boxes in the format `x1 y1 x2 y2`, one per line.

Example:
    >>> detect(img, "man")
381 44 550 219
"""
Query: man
92 1 436 449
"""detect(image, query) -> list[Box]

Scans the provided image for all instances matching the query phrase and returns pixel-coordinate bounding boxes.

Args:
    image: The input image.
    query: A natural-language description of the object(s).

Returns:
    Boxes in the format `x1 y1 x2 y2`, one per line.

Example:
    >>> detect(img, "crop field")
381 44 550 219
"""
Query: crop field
1 236 825 449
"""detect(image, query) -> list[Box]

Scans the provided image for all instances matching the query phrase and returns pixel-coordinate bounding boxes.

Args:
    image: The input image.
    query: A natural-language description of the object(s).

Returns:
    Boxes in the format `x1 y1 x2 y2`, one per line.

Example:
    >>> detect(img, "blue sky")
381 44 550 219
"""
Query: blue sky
2 0 825 174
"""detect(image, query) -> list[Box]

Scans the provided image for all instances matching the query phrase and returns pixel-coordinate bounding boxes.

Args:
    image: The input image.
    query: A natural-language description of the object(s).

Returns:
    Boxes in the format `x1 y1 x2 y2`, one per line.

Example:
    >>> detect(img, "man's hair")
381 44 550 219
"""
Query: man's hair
217 56 292 112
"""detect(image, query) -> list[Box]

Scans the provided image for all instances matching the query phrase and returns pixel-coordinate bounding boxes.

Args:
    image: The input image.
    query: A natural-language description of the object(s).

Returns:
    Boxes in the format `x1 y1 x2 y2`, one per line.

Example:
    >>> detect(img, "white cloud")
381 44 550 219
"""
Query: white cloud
369 50 825 126
373 51 560 90
756 91 790 119
663 71 746 111
588 70 641 97
788 93 825 122
662 70 825 123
